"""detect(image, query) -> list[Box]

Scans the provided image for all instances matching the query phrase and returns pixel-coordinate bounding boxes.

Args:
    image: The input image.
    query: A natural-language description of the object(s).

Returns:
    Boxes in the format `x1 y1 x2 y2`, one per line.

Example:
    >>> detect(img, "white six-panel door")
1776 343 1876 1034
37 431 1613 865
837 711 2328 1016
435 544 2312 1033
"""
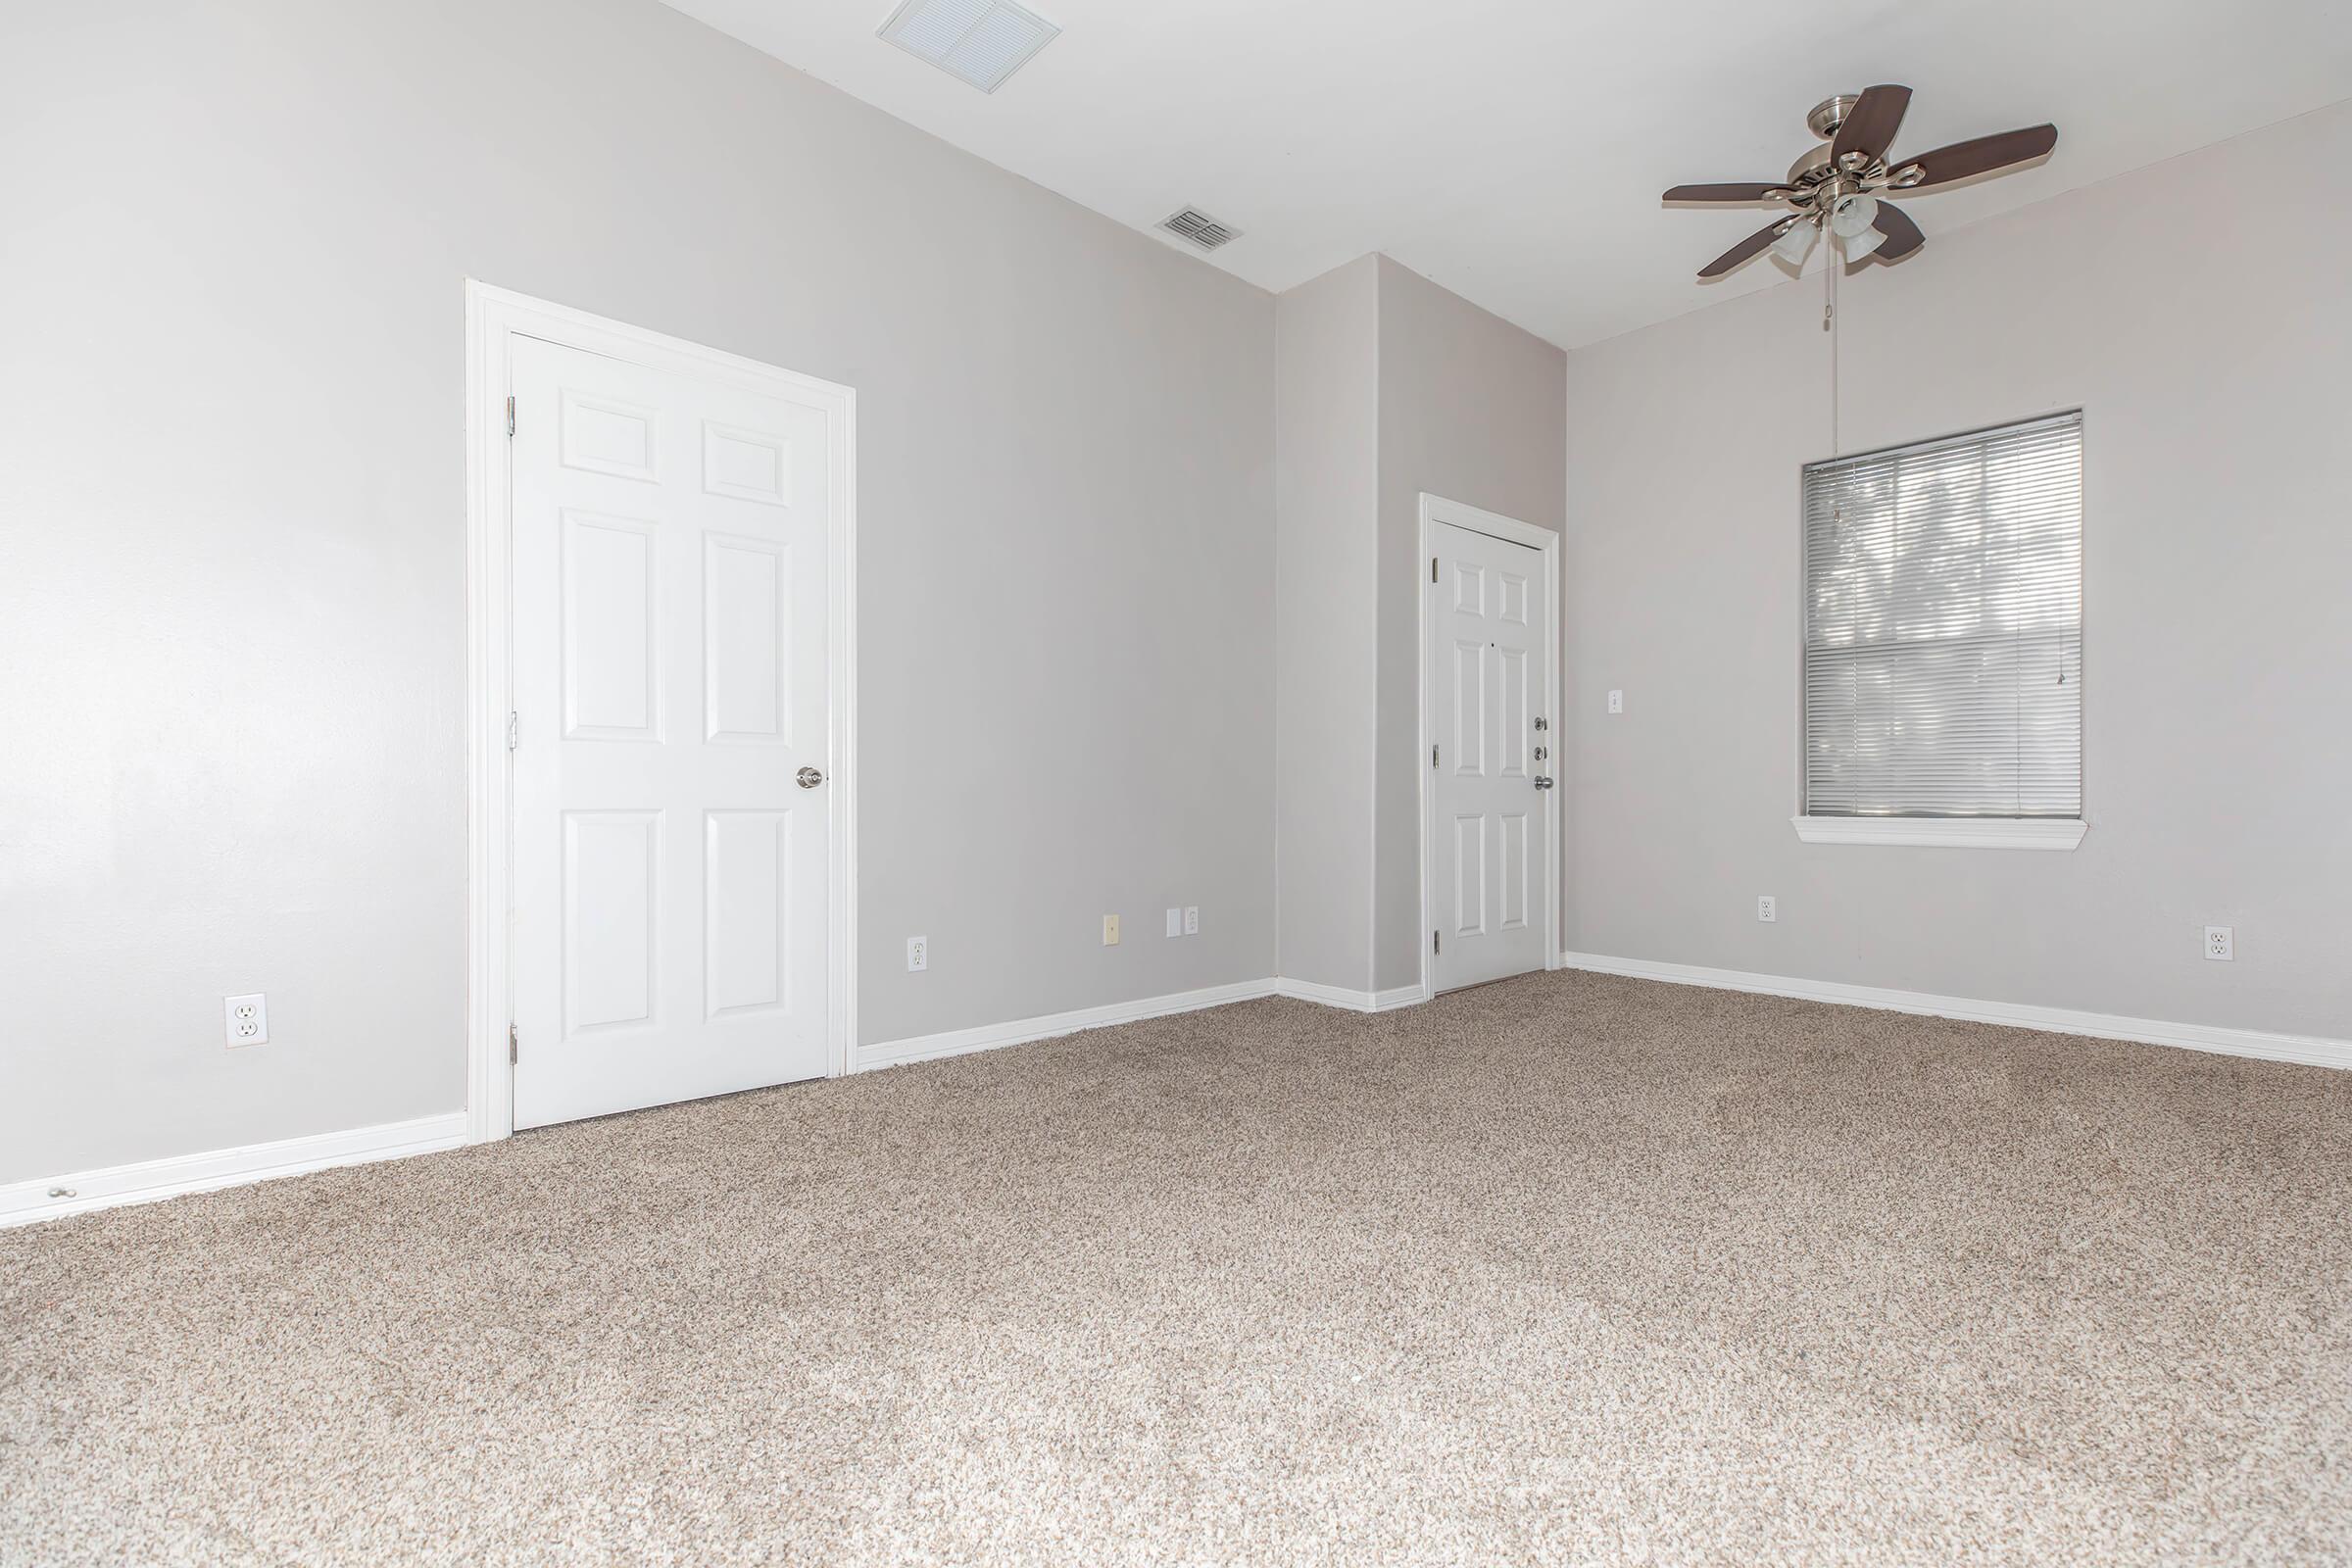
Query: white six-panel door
1427 516 1551 992
509 334 835 1129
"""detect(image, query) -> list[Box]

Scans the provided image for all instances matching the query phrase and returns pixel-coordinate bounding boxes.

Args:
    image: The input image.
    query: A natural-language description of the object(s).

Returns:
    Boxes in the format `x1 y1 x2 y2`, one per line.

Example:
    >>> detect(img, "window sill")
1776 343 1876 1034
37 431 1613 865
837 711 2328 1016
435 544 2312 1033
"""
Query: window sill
1790 816 2087 851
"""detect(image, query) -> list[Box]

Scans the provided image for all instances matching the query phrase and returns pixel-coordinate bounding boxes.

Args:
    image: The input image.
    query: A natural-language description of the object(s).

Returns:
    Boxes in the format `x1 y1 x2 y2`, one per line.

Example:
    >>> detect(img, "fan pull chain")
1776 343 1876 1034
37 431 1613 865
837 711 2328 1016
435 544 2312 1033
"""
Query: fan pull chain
1825 232 1840 458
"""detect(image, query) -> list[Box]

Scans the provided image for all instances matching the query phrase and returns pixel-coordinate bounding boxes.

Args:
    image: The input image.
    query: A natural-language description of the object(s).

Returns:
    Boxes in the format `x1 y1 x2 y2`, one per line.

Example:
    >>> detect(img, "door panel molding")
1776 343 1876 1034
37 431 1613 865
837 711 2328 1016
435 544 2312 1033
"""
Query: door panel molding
1418 494 1560 1002
466 281 857 1145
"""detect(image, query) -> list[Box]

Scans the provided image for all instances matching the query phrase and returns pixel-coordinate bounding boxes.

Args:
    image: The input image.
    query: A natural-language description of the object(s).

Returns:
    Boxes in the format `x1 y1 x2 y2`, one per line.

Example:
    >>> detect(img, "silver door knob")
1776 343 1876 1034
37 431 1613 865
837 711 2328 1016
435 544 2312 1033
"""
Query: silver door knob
1534 776 1554 790
797 766 824 790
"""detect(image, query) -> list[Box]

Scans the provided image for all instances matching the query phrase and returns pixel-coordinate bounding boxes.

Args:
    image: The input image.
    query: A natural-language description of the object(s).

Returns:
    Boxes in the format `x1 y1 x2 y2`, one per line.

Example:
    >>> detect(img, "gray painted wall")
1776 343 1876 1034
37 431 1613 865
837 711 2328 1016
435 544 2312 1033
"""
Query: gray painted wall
1372 260 1568 993
1561 102 2352 1038
1273 259 1382 992
0 0 1277 1184
1271 258 1567 997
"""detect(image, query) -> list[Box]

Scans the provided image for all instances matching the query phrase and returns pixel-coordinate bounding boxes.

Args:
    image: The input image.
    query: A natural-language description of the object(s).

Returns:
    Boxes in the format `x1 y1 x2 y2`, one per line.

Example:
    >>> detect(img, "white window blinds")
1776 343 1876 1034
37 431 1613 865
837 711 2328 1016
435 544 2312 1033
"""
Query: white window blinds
1802 412 2082 819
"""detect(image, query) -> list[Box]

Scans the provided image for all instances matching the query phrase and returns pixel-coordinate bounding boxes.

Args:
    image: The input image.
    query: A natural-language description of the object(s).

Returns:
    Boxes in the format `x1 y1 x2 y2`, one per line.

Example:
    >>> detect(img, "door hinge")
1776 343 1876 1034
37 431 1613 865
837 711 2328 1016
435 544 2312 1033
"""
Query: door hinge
1432 743 1439 768
1431 556 1439 583
508 1023 518 1065
1433 930 1441 956
505 395 516 438
506 710 519 751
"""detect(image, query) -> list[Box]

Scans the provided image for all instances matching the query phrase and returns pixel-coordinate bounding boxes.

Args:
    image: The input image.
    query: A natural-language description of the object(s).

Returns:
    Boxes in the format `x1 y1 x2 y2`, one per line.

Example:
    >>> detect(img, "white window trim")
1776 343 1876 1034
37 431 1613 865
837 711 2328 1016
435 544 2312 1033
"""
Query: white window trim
1791 815 2086 851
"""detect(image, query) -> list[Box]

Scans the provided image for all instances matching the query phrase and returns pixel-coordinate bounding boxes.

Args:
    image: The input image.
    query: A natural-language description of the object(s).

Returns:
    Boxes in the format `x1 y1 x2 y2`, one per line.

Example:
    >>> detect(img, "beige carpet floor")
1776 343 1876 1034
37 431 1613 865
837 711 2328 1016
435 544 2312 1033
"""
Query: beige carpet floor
5 970 2351 1567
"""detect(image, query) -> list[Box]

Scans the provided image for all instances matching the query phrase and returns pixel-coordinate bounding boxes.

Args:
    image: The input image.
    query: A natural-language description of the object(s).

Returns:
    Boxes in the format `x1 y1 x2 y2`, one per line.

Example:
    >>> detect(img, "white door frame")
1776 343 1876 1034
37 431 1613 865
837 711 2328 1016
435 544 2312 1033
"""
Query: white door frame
1416 493 1561 1003
463 281 858 1143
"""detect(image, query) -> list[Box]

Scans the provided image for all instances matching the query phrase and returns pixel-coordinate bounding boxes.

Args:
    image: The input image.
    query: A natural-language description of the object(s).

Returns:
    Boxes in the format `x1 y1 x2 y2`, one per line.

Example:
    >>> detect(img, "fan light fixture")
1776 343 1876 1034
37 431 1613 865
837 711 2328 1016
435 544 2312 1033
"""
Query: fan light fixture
1829 191 1880 238
1772 220 1819 264
1661 86 2059 280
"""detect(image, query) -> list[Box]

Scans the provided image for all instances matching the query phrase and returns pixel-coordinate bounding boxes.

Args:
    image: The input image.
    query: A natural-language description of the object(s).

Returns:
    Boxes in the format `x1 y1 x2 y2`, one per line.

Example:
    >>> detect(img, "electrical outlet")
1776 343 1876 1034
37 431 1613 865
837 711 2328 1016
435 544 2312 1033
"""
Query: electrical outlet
1756 896 1777 923
1607 689 1624 714
2204 925 2234 961
1166 907 1183 938
1102 913 1120 947
906 936 928 972
1184 906 1199 936
224 993 268 1047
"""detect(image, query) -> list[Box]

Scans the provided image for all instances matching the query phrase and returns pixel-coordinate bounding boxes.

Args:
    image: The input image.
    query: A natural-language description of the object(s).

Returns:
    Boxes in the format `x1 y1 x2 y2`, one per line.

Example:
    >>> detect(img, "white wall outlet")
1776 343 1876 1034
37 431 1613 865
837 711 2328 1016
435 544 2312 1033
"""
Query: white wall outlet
2204 925 2234 961
906 936 928 972
1607 689 1624 714
1184 906 1200 935
1102 913 1120 946
1165 907 1183 938
224 993 268 1047
1756 896 1777 923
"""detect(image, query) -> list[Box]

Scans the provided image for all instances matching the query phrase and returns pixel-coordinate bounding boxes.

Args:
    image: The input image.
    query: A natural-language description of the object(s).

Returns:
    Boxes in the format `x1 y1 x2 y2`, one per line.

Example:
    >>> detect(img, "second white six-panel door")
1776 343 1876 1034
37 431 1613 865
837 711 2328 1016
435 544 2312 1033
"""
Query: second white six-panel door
509 334 834 1130
1428 517 1549 991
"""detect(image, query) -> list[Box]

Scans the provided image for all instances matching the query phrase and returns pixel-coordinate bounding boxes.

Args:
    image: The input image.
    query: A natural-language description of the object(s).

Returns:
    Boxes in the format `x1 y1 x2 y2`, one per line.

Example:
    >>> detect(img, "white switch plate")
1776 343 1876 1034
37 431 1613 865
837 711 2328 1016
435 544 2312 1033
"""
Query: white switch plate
1184 906 1199 935
906 936 928 972
1102 913 1120 946
2204 925 2234 961
1756 896 1777 923
1607 689 1623 714
224 993 268 1047
1165 907 1183 938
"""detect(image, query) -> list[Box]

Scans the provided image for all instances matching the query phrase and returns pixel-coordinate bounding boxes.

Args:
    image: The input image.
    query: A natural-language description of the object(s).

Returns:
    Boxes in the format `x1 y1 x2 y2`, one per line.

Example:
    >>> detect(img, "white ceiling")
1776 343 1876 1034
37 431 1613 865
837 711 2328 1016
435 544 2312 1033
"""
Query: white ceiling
662 0 2352 349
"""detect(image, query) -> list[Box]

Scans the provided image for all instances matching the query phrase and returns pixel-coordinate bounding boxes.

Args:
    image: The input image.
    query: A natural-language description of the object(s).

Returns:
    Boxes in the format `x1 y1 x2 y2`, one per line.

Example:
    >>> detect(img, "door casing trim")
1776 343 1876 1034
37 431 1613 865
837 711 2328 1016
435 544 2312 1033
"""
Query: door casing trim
1416 493 1562 1004
464 281 858 1144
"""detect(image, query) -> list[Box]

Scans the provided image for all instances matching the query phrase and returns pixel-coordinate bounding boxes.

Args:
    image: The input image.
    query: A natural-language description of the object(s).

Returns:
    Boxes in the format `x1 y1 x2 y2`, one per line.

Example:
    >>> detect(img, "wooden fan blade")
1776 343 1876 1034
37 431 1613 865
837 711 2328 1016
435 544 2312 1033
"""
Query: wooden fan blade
1871 201 1925 261
1833 84 1912 161
1663 182 1788 204
1895 124 2057 189
1698 220 1788 279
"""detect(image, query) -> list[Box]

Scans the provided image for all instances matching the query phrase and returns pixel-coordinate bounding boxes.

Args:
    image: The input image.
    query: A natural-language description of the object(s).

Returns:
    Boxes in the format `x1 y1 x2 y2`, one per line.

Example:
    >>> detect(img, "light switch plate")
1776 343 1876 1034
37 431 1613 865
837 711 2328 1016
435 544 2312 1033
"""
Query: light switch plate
1165 907 1183 938
1607 689 1624 714
1102 913 1120 947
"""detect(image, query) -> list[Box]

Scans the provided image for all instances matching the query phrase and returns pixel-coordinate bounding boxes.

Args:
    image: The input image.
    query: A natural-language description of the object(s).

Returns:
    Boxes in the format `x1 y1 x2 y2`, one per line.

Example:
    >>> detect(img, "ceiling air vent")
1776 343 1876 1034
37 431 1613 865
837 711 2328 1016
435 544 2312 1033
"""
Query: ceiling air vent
1159 208 1241 252
877 0 1061 94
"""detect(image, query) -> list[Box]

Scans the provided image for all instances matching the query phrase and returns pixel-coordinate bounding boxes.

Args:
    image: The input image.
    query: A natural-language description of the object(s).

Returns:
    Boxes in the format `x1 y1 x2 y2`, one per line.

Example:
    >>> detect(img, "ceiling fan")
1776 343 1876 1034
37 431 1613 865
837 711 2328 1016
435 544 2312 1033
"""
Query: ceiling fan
1664 86 2057 277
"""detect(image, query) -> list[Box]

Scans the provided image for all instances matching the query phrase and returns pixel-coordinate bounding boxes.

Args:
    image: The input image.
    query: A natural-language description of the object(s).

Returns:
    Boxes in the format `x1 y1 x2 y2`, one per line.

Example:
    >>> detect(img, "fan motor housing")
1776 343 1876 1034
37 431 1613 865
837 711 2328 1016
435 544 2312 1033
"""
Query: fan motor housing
1806 95 1860 139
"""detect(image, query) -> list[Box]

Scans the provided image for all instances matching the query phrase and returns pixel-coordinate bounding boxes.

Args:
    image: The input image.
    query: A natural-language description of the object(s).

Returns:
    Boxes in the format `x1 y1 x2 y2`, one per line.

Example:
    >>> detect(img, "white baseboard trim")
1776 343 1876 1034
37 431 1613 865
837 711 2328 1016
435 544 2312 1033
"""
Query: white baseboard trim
1 1110 472 1230
1272 978 1427 1013
858 977 1282 1070
1557 951 2351 1071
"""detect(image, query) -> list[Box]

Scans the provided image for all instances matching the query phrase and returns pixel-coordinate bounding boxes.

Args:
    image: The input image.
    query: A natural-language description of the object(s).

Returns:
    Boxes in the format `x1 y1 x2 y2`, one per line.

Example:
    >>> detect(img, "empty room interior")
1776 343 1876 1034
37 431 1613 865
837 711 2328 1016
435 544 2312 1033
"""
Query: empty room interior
6 1 2352 1562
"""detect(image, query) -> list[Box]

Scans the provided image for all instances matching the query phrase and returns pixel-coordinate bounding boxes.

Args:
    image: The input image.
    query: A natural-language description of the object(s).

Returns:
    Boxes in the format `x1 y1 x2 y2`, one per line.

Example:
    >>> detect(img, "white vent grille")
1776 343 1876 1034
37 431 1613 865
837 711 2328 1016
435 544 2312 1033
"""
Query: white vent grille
877 0 1060 94
1159 208 1241 251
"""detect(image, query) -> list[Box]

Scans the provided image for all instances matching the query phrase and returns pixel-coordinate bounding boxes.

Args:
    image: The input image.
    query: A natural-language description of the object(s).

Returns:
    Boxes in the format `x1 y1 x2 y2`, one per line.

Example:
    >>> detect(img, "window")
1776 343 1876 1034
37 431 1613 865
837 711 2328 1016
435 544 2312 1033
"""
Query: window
1798 412 2083 849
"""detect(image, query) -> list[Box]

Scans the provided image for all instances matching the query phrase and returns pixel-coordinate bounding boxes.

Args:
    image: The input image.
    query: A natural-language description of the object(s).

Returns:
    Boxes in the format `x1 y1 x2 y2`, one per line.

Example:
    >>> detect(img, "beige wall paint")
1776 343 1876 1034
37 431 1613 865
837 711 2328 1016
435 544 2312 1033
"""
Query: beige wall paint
1561 101 2352 1037
0 0 1277 1184
1372 260 1568 992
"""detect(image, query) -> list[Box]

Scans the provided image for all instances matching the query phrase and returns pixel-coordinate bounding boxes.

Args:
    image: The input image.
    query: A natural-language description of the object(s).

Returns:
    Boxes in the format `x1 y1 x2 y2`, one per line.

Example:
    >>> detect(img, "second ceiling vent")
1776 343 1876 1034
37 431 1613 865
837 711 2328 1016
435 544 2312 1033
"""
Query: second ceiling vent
1158 208 1242 252
878 0 1061 94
